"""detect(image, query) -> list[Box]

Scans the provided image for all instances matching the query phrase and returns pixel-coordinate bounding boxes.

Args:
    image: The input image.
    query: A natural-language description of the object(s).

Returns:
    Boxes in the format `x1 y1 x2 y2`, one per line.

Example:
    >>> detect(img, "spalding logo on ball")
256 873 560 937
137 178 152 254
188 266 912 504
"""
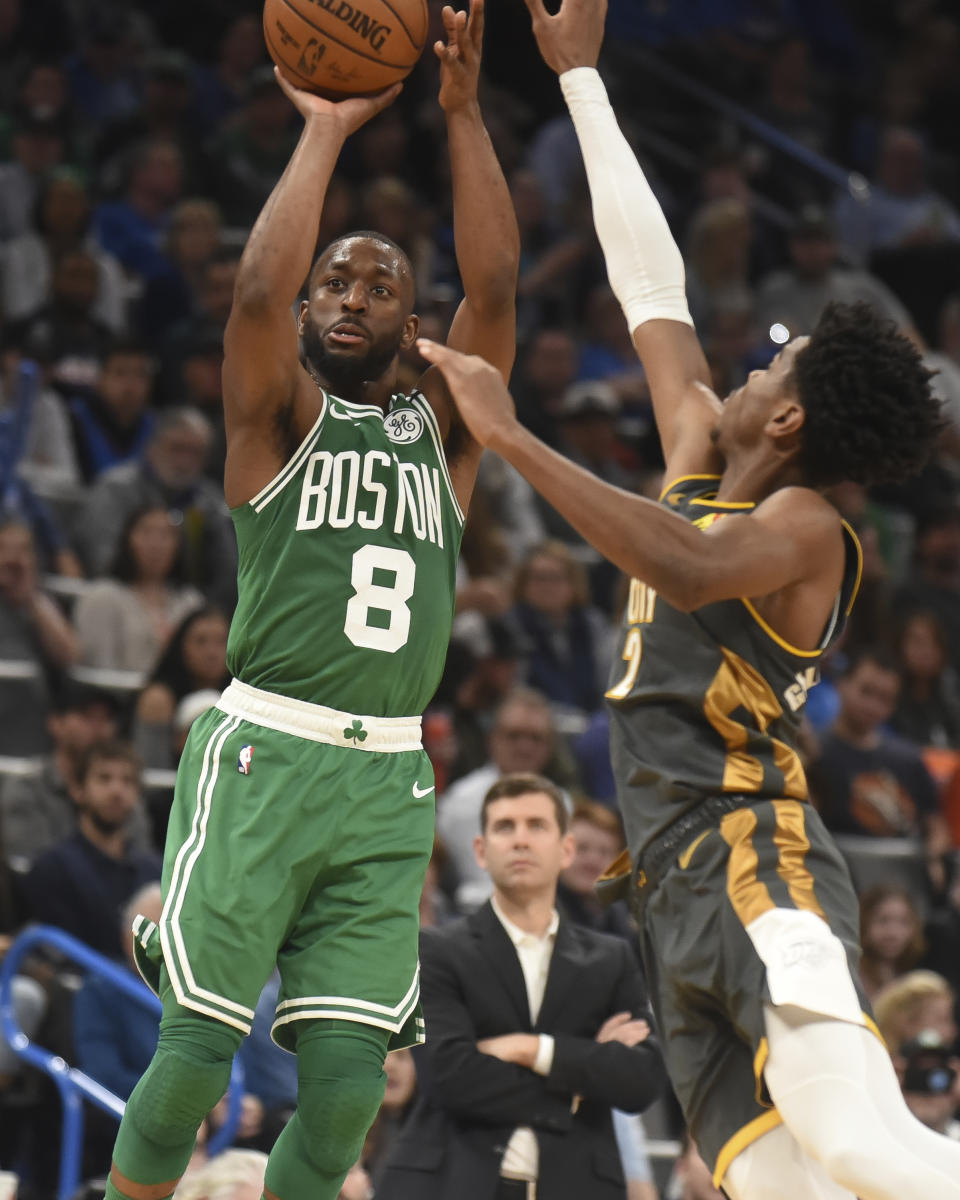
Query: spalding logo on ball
263 0 429 98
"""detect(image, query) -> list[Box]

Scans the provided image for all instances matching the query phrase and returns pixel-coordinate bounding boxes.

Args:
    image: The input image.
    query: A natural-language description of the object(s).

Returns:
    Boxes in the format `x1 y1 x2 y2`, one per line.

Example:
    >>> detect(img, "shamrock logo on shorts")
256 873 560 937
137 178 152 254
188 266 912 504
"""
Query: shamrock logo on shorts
343 719 368 743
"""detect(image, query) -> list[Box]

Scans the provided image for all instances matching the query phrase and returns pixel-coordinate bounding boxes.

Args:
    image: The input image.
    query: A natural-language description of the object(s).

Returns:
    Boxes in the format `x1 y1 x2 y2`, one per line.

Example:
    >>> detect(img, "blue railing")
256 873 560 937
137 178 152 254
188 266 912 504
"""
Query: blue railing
607 42 871 204
0 926 245 1200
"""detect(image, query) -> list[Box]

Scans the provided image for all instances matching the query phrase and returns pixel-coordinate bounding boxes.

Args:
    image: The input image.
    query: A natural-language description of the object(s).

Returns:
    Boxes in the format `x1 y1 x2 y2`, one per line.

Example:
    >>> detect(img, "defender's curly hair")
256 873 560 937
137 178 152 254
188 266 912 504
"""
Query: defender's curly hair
792 302 941 487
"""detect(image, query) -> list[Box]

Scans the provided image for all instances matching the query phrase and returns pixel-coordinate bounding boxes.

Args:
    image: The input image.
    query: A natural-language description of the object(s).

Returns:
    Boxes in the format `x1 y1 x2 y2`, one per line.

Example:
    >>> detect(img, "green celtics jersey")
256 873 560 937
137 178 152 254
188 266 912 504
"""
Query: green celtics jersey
606 475 862 857
227 388 464 717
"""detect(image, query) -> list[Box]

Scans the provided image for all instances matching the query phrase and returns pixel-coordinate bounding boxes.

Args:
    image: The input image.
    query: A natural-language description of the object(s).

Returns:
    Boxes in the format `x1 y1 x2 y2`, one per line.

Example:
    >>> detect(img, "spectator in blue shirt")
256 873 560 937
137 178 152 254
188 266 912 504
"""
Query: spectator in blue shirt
74 881 164 1100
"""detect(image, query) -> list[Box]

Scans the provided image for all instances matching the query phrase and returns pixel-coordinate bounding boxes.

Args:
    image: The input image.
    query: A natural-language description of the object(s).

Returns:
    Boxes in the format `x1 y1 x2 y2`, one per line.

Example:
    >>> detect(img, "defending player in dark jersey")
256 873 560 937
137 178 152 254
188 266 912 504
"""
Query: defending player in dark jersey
103 6 520 1200
416 2 960 1198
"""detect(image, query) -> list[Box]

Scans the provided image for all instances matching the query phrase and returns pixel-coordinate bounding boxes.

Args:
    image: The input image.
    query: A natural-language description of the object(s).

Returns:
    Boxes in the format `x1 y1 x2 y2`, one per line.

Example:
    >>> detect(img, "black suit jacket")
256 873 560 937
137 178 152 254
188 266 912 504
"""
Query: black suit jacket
376 902 667 1200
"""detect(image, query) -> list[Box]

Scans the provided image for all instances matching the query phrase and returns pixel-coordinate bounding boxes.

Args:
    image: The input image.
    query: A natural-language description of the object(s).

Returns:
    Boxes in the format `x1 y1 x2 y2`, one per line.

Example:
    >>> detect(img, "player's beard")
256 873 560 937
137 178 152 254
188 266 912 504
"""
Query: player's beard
301 323 400 397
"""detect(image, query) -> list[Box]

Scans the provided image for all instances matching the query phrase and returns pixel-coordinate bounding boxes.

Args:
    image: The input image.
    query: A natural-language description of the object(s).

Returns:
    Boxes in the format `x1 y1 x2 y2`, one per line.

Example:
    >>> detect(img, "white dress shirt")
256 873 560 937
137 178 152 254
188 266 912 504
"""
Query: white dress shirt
490 896 559 1183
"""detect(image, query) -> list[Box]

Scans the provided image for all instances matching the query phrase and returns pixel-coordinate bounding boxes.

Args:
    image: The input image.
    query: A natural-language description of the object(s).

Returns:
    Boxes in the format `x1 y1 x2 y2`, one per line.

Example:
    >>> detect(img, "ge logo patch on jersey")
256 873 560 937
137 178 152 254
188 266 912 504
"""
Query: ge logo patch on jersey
383 409 423 444
237 745 254 775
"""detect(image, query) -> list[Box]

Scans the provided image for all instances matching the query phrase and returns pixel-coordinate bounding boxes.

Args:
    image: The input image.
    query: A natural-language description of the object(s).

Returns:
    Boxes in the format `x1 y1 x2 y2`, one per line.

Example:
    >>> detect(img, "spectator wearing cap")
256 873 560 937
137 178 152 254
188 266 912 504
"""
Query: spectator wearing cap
756 205 921 341
535 381 635 581
74 408 237 610
0 107 69 242
1 167 128 335
0 678 155 866
66 339 156 484
21 739 161 960
576 285 648 403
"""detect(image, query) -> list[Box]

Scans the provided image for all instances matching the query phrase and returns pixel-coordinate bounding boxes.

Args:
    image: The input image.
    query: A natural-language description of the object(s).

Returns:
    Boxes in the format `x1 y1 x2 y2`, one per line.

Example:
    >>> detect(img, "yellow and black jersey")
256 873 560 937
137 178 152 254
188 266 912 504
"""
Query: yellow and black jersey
606 474 862 858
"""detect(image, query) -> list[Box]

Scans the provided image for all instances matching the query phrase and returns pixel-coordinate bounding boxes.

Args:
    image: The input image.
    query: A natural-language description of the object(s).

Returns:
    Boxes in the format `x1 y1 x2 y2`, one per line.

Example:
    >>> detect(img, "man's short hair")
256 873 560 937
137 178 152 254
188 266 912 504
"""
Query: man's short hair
841 645 900 680
569 801 624 847
76 739 142 786
480 773 568 834
49 678 121 718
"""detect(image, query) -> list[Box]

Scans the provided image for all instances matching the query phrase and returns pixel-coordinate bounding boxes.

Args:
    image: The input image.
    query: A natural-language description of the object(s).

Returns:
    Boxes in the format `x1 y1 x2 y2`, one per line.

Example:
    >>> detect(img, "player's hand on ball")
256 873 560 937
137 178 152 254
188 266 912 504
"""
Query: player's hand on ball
273 67 402 136
436 0 484 112
416 338 517 450
522 0 607 75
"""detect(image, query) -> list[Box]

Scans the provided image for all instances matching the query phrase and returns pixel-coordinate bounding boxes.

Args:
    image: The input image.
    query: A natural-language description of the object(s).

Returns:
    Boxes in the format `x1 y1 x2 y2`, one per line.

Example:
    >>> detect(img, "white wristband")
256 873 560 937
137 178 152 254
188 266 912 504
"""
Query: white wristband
559 67 693 333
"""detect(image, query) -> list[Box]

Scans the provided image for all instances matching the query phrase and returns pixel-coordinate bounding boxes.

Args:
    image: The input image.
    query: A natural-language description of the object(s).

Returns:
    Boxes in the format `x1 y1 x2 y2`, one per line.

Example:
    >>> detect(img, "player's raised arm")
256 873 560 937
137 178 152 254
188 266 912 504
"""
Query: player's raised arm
523 0 720 481
430 0 520 394
222 77 400 499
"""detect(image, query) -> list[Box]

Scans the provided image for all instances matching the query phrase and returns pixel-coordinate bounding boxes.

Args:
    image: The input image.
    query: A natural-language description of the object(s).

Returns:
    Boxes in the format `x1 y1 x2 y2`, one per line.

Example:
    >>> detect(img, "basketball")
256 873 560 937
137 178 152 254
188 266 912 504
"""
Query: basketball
263 0 429 98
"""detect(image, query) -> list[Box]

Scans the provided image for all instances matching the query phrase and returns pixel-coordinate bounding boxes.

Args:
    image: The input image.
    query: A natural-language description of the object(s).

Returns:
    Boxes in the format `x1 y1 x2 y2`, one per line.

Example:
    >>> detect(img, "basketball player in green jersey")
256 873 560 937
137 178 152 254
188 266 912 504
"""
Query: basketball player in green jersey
104 6 519 1200
415 2 960 1199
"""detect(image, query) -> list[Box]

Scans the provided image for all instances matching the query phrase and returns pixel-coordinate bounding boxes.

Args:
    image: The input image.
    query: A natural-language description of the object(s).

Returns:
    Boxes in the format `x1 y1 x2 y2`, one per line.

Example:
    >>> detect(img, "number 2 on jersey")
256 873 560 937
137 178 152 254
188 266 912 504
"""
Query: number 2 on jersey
344 544 415 653
606 579 656 700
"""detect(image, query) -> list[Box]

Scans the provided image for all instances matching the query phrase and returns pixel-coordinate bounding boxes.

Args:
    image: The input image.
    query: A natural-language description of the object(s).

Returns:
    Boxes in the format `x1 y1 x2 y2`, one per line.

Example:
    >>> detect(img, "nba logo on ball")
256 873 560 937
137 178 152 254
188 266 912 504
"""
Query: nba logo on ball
238 745 254 775
384 409 423 444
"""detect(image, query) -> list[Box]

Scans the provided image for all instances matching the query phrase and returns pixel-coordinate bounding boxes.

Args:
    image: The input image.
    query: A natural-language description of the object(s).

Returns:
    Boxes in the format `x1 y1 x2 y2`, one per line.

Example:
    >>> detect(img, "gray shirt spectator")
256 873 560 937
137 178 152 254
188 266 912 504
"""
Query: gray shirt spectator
833 127 960 266
1 680 154 865
73 408 237 610
757 206 914 339
437 688 563 911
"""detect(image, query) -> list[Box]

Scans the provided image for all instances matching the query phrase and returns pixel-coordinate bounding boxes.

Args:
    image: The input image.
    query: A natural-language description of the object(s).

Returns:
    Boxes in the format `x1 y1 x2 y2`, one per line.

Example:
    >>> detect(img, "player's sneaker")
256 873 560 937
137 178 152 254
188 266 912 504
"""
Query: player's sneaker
131 914 163 997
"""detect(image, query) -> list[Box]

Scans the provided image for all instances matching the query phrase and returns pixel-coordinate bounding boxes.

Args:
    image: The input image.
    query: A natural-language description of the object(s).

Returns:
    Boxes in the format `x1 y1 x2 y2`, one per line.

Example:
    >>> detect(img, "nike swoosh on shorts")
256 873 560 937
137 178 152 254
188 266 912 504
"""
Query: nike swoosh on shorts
412 782 435 798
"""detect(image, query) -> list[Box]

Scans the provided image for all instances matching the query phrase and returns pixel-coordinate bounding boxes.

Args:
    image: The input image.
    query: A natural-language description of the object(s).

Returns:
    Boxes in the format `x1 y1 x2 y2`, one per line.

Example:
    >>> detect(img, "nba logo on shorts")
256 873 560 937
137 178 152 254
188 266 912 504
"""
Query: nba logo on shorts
237 745 254 775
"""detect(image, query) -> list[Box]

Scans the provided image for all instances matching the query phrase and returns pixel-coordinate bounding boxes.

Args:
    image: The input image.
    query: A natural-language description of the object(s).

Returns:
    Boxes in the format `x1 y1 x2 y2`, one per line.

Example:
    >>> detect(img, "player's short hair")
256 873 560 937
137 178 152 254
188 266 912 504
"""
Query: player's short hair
481 773 568 834
791 302 941 488
76 739 142 786
310 230 413 290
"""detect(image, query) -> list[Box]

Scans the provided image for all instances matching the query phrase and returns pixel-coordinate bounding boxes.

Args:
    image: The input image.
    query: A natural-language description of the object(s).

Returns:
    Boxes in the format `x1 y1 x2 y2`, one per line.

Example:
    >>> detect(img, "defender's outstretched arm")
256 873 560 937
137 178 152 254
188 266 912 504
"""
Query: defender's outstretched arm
523 0 721 480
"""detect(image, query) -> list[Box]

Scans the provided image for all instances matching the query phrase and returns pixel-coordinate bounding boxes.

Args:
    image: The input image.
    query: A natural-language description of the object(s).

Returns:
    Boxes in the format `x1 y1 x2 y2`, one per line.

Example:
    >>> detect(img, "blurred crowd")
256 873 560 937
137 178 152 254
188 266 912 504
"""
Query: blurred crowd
2 0 960 1197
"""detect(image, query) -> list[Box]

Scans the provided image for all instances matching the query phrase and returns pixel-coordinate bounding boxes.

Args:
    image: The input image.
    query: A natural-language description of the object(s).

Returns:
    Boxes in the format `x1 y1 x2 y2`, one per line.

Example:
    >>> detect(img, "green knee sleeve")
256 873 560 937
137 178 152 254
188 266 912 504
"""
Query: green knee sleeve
111 1014 242 1187
264 1020 389 1200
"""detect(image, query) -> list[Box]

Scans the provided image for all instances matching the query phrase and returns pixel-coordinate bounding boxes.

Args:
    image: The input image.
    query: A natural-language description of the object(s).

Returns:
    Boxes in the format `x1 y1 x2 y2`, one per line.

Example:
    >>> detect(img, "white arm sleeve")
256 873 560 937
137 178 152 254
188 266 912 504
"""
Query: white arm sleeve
559 67 693 334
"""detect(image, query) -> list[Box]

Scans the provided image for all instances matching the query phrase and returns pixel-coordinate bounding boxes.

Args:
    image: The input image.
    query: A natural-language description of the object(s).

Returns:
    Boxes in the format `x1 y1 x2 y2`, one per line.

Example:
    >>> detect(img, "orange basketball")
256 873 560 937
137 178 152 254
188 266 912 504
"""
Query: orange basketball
263 0 429 98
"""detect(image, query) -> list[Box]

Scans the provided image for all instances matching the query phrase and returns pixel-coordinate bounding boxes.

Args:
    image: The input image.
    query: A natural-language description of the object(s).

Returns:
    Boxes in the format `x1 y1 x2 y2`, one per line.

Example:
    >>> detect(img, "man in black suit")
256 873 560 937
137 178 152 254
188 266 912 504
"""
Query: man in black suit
377 772 666 1200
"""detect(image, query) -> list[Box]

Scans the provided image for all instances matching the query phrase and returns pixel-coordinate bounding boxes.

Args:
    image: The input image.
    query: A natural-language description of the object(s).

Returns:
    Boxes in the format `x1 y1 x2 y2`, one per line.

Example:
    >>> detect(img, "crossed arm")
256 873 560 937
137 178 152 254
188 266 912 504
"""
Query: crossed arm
418 935 666 1123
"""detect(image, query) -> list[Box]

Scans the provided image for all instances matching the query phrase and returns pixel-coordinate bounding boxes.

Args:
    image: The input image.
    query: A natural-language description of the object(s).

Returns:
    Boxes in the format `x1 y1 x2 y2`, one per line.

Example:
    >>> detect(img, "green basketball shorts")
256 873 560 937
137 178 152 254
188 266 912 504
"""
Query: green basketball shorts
132 680 435 1052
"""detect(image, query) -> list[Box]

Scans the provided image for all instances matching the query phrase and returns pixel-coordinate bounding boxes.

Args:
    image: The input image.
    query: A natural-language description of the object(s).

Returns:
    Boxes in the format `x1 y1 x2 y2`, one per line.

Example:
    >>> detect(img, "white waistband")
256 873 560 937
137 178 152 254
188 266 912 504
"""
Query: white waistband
217 680 422 753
